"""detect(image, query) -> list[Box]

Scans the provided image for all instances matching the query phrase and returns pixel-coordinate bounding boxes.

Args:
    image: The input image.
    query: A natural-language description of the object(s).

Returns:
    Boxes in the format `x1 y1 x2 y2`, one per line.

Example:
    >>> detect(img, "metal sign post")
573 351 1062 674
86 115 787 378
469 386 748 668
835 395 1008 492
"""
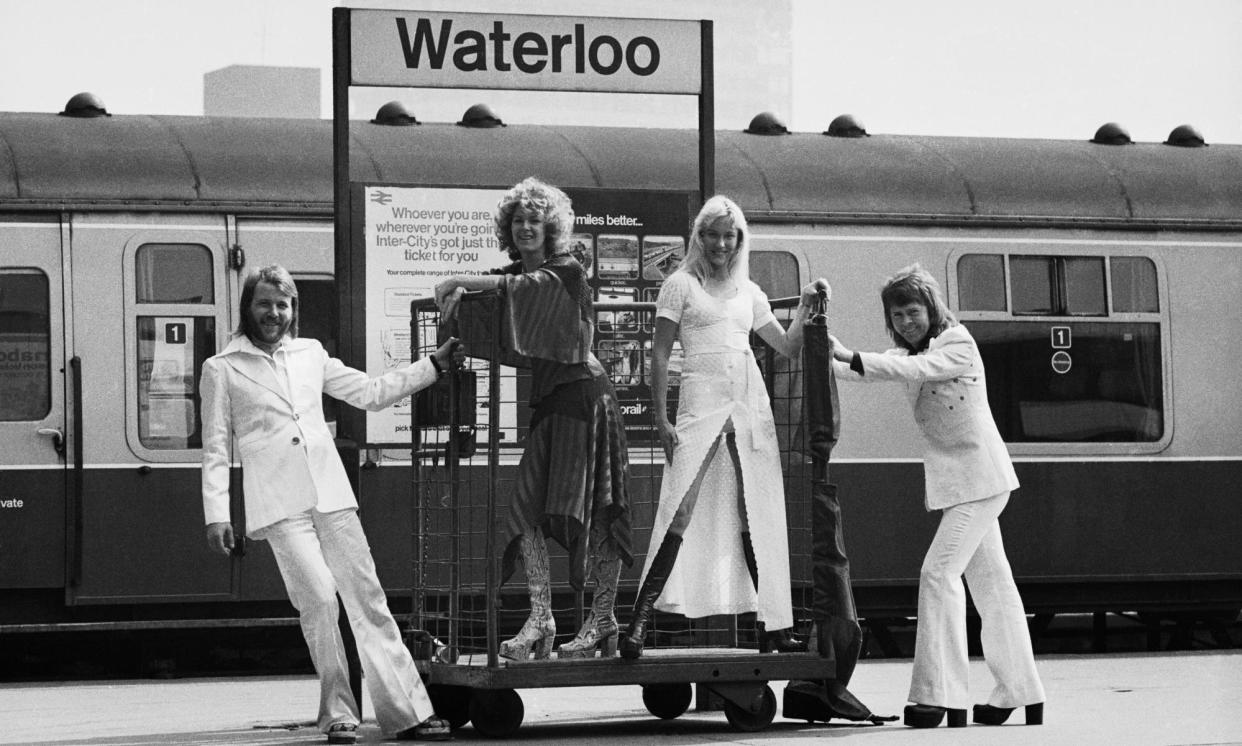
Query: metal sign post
332 8 713 394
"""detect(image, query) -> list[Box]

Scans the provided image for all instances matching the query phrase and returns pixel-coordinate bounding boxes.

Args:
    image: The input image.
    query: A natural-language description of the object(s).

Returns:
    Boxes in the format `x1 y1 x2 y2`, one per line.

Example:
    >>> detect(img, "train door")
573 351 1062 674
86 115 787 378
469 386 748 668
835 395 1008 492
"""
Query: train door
230 218 345 599
66 216 233 604
0 217 67 590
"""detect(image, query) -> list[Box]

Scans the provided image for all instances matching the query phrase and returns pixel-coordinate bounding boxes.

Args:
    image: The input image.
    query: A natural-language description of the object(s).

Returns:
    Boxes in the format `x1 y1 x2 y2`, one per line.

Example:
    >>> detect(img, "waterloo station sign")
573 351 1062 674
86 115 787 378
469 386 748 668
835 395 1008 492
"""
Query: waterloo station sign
350 10 702 94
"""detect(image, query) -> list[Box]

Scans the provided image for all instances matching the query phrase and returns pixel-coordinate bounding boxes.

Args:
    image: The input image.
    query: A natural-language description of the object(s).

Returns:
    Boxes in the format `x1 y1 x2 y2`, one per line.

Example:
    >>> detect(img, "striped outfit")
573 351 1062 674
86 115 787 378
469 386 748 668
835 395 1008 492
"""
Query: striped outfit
496 254 633 588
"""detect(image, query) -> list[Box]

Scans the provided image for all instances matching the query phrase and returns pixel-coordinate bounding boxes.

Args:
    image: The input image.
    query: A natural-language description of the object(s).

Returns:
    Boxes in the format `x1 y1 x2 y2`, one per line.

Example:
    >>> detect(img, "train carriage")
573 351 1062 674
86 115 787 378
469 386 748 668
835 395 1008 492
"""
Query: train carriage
1 100 1239 642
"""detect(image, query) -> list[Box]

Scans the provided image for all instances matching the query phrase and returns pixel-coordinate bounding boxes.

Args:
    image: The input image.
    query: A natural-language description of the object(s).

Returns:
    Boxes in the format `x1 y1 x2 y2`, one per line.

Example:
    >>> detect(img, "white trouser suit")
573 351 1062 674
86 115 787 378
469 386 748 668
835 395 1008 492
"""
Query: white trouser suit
261 508 436 733
837 324 1045 710
201 336 441 733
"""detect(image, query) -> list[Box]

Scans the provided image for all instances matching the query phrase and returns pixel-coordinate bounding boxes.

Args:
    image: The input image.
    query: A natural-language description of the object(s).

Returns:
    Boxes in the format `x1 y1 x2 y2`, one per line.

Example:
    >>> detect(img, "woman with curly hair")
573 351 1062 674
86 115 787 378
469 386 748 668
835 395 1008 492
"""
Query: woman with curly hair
435 177 632 661
829 264 1045 728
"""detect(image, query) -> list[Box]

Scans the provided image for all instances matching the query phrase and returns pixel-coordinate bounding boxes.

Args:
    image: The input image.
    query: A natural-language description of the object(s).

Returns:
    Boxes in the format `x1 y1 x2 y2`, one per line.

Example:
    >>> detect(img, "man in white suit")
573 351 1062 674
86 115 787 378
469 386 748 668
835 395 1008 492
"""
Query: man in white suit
201 265 460 744
829 264 1045 730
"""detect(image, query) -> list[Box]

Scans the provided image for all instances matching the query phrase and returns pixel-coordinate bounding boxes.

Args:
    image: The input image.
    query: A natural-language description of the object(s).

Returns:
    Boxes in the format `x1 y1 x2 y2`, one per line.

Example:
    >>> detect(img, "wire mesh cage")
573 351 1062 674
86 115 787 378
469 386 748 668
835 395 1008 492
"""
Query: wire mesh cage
408 292 814 668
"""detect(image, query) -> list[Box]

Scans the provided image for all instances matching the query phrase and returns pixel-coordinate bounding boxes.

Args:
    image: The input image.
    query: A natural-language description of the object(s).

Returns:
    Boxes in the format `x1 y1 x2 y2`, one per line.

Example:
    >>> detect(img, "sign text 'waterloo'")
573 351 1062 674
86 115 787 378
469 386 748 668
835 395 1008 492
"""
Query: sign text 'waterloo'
350 10 701 94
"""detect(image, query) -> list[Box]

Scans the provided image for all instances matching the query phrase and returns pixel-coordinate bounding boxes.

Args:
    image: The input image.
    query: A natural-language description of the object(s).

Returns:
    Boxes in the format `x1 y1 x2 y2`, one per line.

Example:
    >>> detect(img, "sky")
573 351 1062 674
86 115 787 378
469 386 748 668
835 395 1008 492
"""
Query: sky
1 0 1240 143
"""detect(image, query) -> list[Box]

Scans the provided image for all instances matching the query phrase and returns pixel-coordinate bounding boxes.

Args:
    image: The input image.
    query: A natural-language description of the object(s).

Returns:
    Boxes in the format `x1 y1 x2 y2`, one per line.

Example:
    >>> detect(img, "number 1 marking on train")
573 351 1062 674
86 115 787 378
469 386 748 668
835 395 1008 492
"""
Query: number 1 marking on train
165 323 187 345
1051 326 1071 349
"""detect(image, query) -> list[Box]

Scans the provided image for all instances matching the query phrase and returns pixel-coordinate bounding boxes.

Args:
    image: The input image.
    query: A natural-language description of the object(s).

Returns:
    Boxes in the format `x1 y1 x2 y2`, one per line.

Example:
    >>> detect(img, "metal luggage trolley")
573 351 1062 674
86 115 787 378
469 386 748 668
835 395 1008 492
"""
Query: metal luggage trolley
408 291 831 738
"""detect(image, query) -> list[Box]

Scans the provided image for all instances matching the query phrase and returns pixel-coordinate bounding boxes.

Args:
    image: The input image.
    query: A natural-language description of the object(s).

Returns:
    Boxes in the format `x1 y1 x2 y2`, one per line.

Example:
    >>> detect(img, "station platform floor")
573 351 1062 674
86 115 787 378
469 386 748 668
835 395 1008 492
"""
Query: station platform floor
2 650 1238 745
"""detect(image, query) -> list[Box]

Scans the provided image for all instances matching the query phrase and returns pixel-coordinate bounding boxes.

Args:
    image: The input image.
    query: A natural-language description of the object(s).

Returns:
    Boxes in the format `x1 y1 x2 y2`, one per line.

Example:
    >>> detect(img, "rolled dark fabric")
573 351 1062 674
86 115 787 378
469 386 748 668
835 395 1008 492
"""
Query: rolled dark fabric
784 301 894 724
810 481 860 677
802 302 840 461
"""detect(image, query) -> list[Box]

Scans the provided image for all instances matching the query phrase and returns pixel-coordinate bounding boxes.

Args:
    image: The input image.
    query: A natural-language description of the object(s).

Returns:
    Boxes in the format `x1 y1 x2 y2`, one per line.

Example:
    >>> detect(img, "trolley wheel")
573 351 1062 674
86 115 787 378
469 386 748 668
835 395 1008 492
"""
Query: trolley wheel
642 682 693 720
723 684 777 732
468 688 524 739
427 684 471 730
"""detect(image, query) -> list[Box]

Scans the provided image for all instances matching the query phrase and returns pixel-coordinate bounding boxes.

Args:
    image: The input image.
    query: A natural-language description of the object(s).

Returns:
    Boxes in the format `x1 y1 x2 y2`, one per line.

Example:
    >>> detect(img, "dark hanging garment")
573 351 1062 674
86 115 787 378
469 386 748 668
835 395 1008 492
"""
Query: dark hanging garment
783 300 895 725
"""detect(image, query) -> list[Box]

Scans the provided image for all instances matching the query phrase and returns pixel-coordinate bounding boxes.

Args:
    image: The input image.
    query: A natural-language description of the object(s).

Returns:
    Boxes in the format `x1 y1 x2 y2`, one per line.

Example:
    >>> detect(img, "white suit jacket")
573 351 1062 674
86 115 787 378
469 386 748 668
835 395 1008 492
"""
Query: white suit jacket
835 324 1018 510
200 335 437 535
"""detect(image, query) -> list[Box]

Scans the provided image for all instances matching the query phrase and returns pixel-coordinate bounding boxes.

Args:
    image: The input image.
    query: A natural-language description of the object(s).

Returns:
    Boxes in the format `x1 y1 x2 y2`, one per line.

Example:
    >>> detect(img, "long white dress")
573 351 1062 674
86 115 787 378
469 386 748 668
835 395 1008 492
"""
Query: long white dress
639 272 794 628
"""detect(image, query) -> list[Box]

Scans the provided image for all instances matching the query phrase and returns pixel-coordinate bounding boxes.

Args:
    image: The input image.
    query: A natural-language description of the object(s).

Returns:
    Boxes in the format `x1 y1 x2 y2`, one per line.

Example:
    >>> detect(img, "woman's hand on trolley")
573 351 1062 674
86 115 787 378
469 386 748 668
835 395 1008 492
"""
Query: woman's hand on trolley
800 278 831 308
657 418 678 462
433 280 466 319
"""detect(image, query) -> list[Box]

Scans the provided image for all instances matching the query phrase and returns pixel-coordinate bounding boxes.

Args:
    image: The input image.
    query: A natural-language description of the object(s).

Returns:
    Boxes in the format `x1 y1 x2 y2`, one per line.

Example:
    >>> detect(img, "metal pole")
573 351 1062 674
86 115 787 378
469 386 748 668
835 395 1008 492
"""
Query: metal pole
485 299 501 668
331 7 363 716
698 19 715 206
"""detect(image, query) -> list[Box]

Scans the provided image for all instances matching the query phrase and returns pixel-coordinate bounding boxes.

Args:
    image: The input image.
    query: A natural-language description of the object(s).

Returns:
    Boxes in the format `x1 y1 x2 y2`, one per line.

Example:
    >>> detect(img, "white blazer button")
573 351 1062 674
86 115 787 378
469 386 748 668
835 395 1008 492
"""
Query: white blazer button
292 437 301 445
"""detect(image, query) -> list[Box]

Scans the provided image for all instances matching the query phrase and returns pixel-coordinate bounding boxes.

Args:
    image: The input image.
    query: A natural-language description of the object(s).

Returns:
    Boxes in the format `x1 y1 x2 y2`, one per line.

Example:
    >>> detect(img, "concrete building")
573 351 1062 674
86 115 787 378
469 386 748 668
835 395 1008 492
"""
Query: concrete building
204 65 319 118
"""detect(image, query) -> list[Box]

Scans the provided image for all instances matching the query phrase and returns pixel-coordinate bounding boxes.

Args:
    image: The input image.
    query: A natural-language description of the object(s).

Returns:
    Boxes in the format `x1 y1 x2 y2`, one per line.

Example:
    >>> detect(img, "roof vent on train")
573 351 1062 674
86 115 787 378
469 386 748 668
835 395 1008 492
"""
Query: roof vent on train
824 113 869 138
1164 123 1206 147
1090 122 1131 145
458 103 505 128
59 92 111 118
744 111 789 135
371 100 421 126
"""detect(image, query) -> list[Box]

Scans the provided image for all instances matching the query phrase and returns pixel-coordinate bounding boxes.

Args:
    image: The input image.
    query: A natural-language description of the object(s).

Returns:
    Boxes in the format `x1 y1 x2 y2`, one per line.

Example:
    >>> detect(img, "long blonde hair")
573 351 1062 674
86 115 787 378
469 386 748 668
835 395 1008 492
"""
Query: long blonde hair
678 195 750 283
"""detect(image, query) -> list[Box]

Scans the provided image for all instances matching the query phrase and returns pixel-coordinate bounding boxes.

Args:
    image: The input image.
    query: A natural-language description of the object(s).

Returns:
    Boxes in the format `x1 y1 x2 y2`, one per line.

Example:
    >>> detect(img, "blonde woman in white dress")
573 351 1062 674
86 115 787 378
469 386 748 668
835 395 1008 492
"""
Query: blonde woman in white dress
619 195 828 658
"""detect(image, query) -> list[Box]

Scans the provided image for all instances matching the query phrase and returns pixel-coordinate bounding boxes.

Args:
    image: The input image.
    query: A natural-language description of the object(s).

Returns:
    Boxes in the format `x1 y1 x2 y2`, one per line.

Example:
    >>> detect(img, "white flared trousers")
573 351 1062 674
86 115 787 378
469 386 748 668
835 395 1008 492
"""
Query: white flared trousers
908 492 1046 710
263 508 435 734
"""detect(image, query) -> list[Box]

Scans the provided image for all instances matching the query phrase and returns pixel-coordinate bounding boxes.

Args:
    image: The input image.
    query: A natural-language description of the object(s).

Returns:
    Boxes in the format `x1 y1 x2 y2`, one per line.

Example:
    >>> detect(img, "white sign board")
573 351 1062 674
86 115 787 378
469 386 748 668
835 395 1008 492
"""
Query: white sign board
362 185 511 445
350 10 702 94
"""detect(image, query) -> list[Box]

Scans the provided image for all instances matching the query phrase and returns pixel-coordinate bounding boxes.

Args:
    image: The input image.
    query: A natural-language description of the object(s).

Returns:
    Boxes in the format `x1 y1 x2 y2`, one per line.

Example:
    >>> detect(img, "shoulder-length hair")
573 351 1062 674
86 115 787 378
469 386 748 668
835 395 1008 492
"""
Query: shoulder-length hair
677 194 750 284
494 176 575 263
237 264 299 340
880 263 957 351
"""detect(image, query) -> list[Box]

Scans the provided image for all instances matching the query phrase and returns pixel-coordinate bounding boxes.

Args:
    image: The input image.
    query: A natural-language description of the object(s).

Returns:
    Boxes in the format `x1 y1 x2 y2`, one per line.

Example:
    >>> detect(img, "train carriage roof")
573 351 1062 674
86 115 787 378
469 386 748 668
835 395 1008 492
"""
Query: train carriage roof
0 111 1239 226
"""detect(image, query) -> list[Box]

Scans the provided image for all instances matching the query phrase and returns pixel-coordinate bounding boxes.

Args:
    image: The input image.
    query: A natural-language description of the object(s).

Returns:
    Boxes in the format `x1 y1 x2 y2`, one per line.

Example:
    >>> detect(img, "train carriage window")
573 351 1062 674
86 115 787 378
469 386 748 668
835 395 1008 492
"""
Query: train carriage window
750 251 799 299
1010 255 1106 316
1111 256 1159 312
957 252 1164 445
957 254 1006 311
136 245 214 303
1010 256 1056 315
1063 257 1106 316
0 269 51 421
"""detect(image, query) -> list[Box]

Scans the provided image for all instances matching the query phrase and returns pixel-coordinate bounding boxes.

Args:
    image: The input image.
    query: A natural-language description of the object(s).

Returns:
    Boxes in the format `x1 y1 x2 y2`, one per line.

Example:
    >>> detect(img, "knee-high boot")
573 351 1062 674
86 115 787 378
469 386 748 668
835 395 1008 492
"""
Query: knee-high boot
619 534 682 659
499 527 555 661
742 531 807 653
556 531 621 659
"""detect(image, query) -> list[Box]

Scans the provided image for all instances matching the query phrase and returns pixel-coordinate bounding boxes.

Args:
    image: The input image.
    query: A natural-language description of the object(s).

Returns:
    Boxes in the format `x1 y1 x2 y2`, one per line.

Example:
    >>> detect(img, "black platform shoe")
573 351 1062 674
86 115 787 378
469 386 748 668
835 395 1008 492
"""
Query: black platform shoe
903 704 967 728
740 532 807 653
973 702 1044 725
757 623 808 653
619 535 682 660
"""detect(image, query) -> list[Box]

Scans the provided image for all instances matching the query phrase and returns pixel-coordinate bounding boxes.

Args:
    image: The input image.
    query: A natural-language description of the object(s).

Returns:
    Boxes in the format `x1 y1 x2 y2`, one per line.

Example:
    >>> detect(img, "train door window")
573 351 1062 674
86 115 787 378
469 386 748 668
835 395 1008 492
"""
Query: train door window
750 251 799 299
136 244 214 303
131 244 218 451
0 269 50 421
954 251 1166 449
